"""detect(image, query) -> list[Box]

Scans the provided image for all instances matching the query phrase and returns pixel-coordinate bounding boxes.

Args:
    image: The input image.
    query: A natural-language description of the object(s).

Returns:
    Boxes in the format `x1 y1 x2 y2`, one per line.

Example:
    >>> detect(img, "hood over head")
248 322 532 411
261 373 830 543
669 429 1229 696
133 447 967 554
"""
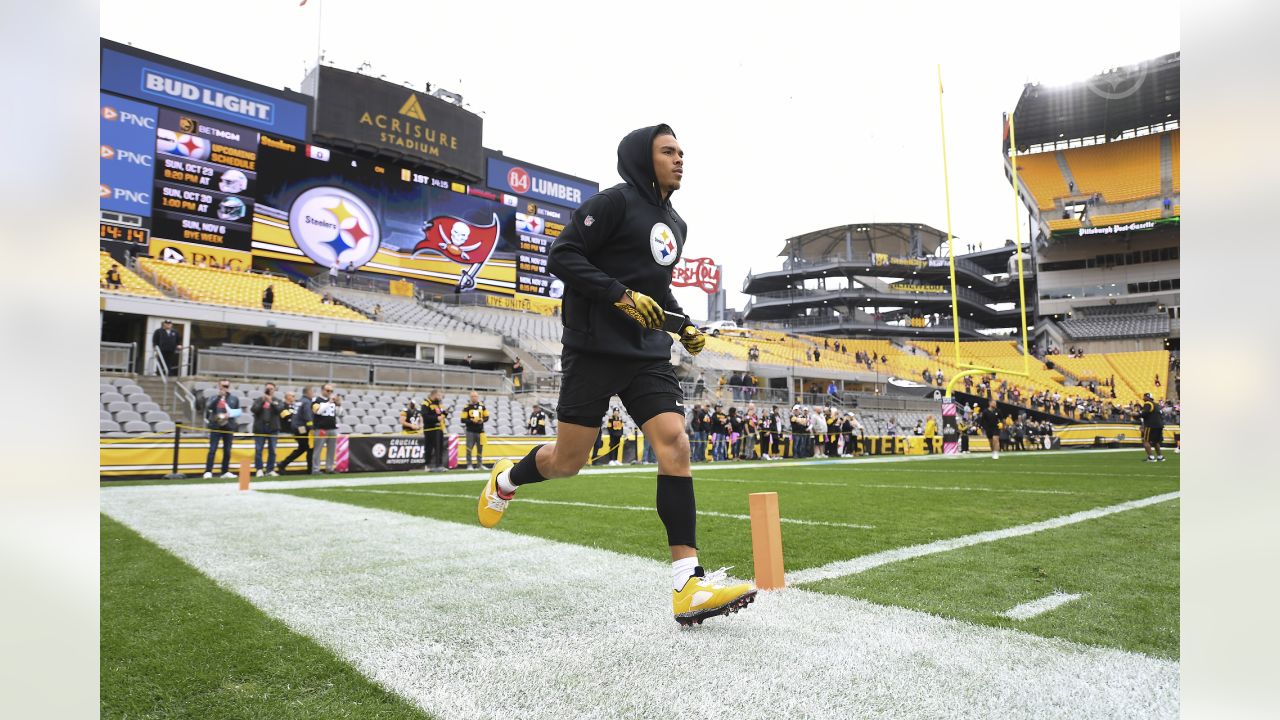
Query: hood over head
617 123 676 206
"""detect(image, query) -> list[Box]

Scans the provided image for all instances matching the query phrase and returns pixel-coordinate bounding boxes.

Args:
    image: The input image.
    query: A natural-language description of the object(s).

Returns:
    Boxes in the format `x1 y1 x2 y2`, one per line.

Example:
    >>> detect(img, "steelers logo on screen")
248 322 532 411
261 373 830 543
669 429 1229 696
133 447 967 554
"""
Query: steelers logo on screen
288 186 382 269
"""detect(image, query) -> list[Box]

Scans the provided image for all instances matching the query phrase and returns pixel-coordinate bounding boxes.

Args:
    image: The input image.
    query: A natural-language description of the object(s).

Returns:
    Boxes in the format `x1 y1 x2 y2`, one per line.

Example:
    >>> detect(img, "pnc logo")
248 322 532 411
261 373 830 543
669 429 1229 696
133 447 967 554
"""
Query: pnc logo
101 145 115 160
507 167 530 194
101 106 118 121
99 184 112 198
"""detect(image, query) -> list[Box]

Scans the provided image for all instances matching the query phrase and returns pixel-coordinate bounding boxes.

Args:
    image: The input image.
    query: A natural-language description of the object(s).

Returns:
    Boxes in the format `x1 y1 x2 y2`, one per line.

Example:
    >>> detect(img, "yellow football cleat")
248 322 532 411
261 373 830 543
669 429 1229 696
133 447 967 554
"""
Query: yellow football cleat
477 459 515 528
673 566 757 626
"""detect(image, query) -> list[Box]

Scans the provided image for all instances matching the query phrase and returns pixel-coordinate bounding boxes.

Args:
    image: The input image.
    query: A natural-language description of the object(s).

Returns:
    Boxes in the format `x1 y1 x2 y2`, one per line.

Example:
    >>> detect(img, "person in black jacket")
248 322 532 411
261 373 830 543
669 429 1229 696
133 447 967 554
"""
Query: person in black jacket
980 398 1003 460
152 320 181 376
1138 392 1166 462
262 284 275 310
202 379 240 478
251 382 283 476
277 386 313 475
461 391 490 470
421 389 448 471
526 404 548 436
475 124 753 624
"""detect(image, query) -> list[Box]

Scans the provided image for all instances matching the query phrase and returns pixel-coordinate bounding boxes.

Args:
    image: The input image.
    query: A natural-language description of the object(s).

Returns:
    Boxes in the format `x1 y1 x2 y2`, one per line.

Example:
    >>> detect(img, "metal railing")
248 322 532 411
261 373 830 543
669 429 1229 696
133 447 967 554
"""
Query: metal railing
150 346 169 386
195 343 509 391
100 342 135 373
748 284 998 307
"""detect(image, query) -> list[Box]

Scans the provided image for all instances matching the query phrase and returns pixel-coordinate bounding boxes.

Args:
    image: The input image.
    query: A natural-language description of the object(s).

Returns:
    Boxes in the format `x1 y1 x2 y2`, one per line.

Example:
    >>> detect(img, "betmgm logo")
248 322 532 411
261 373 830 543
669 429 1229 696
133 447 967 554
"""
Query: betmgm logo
287 187 381 269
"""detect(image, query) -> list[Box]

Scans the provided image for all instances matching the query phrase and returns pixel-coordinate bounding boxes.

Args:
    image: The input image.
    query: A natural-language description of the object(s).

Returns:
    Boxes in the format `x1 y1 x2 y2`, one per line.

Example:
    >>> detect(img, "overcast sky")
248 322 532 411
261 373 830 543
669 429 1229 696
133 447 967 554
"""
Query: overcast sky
101 0 1178 316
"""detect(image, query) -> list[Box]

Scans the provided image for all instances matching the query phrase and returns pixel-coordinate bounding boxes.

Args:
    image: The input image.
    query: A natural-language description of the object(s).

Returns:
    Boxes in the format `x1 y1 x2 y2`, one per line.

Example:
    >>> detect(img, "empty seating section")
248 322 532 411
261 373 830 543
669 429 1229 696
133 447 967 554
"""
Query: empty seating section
138 259 368 322
1062 134 1162 203
1014 152 1070 211
1047 218 1081 232
1080 302 1155 316
100 252 163 297
1051 350 1169 404
100 376 172 435
428 303 564 355
1170 130 1180 194
1059 313 1169 339
1087 208 1163 227
327 288 482 333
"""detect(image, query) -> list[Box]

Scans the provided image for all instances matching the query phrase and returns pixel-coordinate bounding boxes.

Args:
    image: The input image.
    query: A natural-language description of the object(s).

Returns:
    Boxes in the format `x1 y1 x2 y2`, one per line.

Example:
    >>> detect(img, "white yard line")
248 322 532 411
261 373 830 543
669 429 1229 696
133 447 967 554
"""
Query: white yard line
319 487 876 529
853 483 1077 495
1003 592 1086 621
788 492 1180 586
101 484 1177 719
869 467 1173 479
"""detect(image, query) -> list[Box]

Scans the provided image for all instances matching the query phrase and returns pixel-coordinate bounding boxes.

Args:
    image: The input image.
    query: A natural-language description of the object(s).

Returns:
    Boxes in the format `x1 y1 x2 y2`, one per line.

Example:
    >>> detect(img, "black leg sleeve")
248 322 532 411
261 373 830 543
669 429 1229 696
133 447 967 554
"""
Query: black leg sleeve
510 444 548 486
656 474 697 548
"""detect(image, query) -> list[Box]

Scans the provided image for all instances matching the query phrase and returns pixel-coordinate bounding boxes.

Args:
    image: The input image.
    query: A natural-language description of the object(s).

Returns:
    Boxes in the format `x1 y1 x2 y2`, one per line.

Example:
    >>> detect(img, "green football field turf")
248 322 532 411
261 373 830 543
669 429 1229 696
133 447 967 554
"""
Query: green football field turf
268 450 1180 657
101 515 434 720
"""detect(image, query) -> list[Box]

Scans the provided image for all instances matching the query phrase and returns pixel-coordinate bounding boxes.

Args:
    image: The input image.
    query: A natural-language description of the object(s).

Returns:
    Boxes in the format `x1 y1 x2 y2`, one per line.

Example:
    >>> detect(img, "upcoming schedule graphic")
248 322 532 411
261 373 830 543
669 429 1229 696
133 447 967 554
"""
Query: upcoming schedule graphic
514 201 568 298
151 108 259 251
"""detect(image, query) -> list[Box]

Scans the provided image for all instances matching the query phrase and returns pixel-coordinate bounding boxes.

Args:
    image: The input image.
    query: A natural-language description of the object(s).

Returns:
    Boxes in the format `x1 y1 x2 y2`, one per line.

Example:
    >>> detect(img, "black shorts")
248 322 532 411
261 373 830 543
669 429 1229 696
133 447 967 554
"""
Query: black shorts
556 348 684 428
982 426 999 439
1143 426 1164 445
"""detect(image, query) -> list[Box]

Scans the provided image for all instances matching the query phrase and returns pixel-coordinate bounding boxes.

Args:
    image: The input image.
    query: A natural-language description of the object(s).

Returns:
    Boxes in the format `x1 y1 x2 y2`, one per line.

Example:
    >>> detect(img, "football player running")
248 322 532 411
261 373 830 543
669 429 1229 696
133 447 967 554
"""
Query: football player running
476 124 755 625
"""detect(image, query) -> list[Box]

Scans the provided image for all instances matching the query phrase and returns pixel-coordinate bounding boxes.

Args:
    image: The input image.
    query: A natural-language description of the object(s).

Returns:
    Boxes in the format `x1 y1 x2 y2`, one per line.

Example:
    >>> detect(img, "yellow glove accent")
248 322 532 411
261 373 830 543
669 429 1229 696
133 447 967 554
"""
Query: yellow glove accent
680 325 705 355
613 289 665 331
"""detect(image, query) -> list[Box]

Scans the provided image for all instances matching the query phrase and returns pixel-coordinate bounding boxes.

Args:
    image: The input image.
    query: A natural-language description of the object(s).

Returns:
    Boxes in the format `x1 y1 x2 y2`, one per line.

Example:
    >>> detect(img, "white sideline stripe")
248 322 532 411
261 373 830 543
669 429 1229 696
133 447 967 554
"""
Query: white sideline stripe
123 446 1145 492
318 487 876 529
788 491 1180 586
100 485 1178 719
1003 592 1085 621
871 467 1173 479
855 481 1075 491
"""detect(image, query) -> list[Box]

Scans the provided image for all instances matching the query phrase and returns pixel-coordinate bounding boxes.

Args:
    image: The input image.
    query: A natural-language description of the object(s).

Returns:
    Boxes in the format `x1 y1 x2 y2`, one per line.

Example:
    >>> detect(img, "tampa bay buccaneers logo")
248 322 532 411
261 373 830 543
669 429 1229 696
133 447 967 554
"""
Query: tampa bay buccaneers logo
412 213 500 292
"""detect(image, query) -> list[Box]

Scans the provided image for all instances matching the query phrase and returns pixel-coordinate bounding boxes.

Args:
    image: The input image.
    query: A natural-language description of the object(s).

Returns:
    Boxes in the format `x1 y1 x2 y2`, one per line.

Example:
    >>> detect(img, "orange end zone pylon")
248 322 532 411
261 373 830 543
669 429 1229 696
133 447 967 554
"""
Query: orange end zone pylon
749 491 785 590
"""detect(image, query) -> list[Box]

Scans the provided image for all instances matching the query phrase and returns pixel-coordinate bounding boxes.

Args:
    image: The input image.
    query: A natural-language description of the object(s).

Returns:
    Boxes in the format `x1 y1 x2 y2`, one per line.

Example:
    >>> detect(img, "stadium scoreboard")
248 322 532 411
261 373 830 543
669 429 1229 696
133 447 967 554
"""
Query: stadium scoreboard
150 108 259 251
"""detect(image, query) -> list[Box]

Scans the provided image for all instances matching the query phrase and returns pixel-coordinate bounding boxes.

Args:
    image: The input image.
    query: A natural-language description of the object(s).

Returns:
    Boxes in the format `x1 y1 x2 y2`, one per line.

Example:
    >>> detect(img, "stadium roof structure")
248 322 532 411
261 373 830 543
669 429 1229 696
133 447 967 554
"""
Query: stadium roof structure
776 223 949 264
1010 52 1179 149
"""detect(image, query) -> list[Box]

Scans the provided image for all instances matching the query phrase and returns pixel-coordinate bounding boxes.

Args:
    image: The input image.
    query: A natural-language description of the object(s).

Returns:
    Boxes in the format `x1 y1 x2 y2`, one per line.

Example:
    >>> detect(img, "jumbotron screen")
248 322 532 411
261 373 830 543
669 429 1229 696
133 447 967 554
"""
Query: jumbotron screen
251 135 569 298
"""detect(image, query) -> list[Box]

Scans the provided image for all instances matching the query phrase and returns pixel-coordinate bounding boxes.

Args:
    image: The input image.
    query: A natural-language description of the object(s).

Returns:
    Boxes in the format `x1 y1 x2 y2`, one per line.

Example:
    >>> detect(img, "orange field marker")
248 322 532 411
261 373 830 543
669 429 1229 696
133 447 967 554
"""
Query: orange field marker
238 459 251 491
749 492 785 590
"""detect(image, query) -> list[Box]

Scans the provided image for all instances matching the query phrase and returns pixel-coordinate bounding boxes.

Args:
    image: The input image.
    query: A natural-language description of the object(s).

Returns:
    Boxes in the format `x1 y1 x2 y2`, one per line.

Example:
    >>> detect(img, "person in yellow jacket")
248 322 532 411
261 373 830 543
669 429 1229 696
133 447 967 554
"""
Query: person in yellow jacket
924 415 938 454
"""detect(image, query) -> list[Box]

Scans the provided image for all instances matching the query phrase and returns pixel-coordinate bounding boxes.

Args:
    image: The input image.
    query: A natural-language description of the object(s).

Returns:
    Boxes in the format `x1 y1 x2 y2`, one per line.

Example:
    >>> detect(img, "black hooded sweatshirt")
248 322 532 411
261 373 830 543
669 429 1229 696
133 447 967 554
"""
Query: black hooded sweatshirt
547 124 692 360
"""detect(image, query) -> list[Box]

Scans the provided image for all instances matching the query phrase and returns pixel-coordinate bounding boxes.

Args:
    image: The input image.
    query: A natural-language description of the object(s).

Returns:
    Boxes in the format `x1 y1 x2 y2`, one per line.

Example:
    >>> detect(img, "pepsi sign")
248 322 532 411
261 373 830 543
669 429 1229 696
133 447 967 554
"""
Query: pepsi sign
486 157 597 209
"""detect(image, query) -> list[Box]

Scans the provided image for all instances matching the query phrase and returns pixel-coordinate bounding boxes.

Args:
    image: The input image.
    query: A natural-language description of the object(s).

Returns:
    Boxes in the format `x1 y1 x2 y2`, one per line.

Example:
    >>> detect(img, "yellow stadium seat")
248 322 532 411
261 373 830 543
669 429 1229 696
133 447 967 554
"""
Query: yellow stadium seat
100 252 163 298
137 258 369 322
1013 152 1070 211
1088 208 1163 227
1062 134 1163 204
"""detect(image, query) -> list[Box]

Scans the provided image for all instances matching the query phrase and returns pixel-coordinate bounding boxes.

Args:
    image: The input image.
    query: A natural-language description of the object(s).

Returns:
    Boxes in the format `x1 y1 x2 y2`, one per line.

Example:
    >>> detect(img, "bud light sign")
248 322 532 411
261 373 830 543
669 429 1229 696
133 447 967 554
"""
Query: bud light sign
486 157 597 209
671 257 721 294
